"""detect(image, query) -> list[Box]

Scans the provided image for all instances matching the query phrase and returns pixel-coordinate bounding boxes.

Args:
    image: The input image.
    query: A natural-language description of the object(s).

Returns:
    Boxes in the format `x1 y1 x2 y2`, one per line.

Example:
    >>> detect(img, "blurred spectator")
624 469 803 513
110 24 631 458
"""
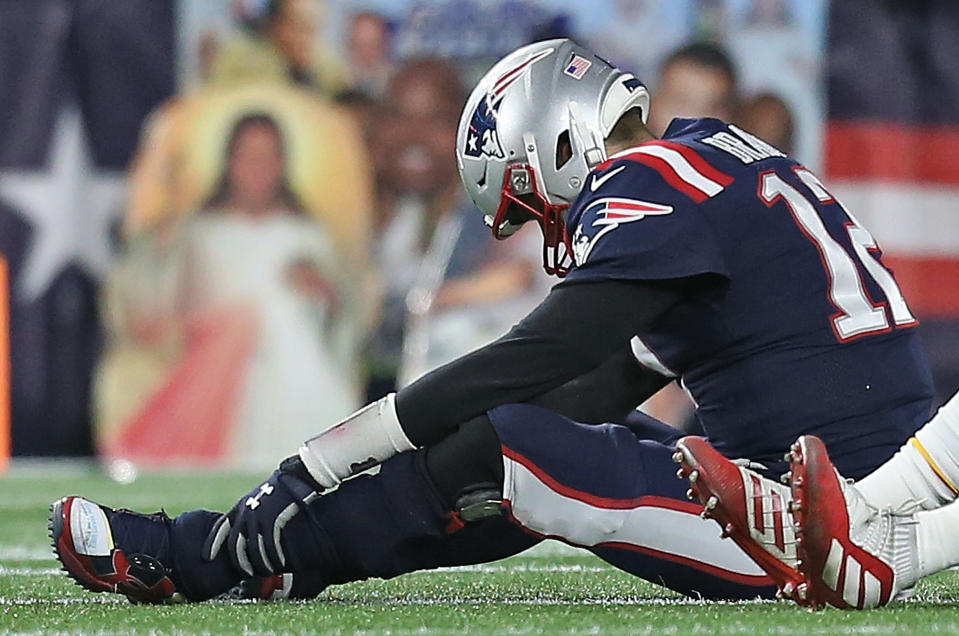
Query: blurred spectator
647 41 739 136
692 0 731 42
364 58 547 397
393 0 571 82
124 82 373 274
186 113 359 458
208 0 348 95
196 30 221 82
739 92 795 155
726 0 819 163
343 11 393 100
99 110 366 468
582 0 688 83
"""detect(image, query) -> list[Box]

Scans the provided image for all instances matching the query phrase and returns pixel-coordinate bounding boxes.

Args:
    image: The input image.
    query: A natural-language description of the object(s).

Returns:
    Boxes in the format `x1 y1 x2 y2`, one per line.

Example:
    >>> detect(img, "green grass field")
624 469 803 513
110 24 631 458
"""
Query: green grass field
3 462 959 634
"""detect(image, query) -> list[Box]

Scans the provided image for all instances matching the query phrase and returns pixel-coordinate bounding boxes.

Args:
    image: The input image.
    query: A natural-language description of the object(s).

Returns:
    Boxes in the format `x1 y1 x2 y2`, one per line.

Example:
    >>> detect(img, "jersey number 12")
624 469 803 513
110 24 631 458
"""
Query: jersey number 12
759 168 915 341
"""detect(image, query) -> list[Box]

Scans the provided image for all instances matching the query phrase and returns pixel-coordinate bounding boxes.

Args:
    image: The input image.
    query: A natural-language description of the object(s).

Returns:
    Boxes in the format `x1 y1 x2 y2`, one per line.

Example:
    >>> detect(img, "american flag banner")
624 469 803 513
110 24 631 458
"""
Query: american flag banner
0 0 175 456
826 0 959 403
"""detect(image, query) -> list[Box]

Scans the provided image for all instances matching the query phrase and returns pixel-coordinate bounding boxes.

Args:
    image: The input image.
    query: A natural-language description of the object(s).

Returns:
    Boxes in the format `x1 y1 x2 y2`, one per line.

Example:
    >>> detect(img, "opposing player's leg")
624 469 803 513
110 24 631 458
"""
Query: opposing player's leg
488 404 777 600
854 390 959 511
671 436 804 600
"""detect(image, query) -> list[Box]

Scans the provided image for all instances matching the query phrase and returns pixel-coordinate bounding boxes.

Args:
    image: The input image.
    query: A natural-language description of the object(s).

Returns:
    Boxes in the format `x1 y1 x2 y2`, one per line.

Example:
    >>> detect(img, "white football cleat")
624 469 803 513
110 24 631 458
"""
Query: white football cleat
789 435 921 609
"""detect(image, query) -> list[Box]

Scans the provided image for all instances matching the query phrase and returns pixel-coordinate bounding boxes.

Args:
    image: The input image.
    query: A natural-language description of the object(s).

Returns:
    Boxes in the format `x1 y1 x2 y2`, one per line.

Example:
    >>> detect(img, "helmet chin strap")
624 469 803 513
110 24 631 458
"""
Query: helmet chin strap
568 101 607 170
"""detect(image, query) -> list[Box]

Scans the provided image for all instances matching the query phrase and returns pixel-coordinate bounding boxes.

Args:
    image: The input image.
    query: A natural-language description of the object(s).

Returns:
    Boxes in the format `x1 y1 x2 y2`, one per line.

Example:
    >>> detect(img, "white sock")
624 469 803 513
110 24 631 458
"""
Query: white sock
857 391 959 511
917 500 959 577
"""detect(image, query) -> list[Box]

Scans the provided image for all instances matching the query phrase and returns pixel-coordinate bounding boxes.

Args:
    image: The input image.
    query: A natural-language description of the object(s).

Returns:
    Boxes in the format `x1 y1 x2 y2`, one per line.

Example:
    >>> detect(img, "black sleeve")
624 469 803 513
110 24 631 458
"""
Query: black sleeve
396 276 717 446
525 348 671 424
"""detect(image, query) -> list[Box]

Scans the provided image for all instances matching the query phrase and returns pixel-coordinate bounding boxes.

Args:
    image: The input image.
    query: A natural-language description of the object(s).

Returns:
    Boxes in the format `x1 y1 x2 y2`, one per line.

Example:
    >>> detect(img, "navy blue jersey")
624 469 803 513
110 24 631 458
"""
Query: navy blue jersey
564 117 935 477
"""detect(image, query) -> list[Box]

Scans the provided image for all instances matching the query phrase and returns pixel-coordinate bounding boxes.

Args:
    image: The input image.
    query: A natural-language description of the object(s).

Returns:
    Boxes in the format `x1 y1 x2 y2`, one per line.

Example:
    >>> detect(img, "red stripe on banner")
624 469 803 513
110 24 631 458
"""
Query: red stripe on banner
827 122 959 185
106 307 257 466
502 445 702 514
599 541 775 587
884 255 959 318
655 141 735 186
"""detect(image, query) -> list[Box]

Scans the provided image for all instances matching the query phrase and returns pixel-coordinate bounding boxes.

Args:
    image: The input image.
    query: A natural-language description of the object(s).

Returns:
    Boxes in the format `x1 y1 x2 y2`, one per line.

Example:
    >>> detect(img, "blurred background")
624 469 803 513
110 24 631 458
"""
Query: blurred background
0 0 956 472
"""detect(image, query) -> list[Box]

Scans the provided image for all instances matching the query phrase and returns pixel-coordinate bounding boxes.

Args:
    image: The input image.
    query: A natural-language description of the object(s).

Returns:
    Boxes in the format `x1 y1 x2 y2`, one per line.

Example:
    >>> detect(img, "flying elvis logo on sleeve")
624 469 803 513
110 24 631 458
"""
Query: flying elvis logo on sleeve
571 197 673 266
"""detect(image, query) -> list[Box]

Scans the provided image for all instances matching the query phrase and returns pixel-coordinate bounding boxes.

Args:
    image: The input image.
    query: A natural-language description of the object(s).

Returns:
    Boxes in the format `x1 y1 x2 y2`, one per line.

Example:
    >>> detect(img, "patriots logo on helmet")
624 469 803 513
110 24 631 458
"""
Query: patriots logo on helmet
466 95 506 159
464 48 554 160
571 197 674 266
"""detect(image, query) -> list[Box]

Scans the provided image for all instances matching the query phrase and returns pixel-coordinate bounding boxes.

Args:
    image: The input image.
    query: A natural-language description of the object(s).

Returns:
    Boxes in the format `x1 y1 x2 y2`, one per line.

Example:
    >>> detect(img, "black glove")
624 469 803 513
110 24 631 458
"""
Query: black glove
203 456 322 577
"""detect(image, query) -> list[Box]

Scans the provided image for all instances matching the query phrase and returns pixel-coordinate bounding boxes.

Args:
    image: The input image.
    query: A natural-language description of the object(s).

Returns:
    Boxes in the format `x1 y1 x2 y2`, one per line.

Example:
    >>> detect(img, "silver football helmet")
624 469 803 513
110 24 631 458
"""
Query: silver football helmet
456 39 650 276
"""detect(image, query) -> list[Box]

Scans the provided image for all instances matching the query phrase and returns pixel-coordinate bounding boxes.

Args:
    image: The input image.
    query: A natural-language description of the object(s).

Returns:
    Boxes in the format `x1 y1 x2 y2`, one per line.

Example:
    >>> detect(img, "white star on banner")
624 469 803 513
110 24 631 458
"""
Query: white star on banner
0 108 126 302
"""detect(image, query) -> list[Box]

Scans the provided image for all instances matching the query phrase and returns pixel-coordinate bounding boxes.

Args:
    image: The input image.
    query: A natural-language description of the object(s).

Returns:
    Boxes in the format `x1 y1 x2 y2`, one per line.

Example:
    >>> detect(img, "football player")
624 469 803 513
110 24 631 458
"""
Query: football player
50 39 936 604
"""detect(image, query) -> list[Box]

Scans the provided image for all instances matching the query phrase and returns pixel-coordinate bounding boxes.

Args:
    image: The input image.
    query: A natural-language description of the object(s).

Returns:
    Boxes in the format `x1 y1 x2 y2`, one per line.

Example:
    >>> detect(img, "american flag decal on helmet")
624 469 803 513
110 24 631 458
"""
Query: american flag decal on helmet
572 197 673 265
564 54 592 80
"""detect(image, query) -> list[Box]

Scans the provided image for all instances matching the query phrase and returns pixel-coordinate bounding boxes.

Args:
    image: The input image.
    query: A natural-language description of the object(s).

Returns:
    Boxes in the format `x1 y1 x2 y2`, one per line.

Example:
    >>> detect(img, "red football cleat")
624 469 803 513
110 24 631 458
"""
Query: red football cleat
50 496 181 603
674 436 806 601
788 435 916 609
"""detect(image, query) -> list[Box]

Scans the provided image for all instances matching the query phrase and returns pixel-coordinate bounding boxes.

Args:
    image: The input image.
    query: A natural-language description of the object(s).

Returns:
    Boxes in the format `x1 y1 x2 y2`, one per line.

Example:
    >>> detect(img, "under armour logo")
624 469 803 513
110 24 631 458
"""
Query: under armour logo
245 483 275 510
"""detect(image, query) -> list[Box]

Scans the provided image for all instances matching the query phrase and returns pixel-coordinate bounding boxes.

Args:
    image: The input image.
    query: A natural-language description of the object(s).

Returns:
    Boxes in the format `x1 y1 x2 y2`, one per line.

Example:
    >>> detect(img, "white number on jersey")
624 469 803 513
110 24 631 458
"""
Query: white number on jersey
759 169 915 341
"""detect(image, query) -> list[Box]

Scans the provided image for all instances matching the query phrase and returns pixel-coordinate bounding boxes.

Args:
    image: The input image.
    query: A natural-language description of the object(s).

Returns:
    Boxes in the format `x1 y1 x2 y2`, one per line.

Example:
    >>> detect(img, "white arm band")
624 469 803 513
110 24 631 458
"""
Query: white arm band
298 393 417 488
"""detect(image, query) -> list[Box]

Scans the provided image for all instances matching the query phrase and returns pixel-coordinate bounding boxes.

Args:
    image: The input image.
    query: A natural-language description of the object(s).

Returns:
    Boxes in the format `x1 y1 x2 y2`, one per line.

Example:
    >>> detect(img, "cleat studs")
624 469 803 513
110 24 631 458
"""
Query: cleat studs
721 522 734 538
784 452 793 462
797 583 808 601
688 470 699 483
676 467 685 479
672 451 684 463
780 471 792 484
686 488 696 500
705 495 718 510
788 500 802 513
792 476 803 487
782 582 795 598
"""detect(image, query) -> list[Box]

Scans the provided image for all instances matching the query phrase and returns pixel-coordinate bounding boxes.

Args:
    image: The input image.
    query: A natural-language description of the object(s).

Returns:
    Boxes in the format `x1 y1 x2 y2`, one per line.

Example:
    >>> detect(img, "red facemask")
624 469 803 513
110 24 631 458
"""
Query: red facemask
486 164 573 277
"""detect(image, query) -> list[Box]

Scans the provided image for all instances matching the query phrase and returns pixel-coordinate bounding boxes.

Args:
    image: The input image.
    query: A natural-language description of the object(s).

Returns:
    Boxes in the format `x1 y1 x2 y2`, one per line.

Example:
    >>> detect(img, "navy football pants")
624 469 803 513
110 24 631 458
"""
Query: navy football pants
172 406 776 600
489 404 777 599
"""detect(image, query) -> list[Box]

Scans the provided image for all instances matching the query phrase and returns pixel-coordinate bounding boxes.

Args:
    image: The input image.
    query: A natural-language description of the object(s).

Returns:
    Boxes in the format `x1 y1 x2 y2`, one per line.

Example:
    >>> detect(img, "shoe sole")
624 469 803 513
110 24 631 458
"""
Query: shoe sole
50 496 115 595
673 437 806 599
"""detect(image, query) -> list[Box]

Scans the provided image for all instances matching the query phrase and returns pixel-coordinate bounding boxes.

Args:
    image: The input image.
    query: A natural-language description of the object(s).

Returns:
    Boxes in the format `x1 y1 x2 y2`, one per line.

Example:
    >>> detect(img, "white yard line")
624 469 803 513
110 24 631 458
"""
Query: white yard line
434 563 607 573
0 546 52 562
0 566 60 576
